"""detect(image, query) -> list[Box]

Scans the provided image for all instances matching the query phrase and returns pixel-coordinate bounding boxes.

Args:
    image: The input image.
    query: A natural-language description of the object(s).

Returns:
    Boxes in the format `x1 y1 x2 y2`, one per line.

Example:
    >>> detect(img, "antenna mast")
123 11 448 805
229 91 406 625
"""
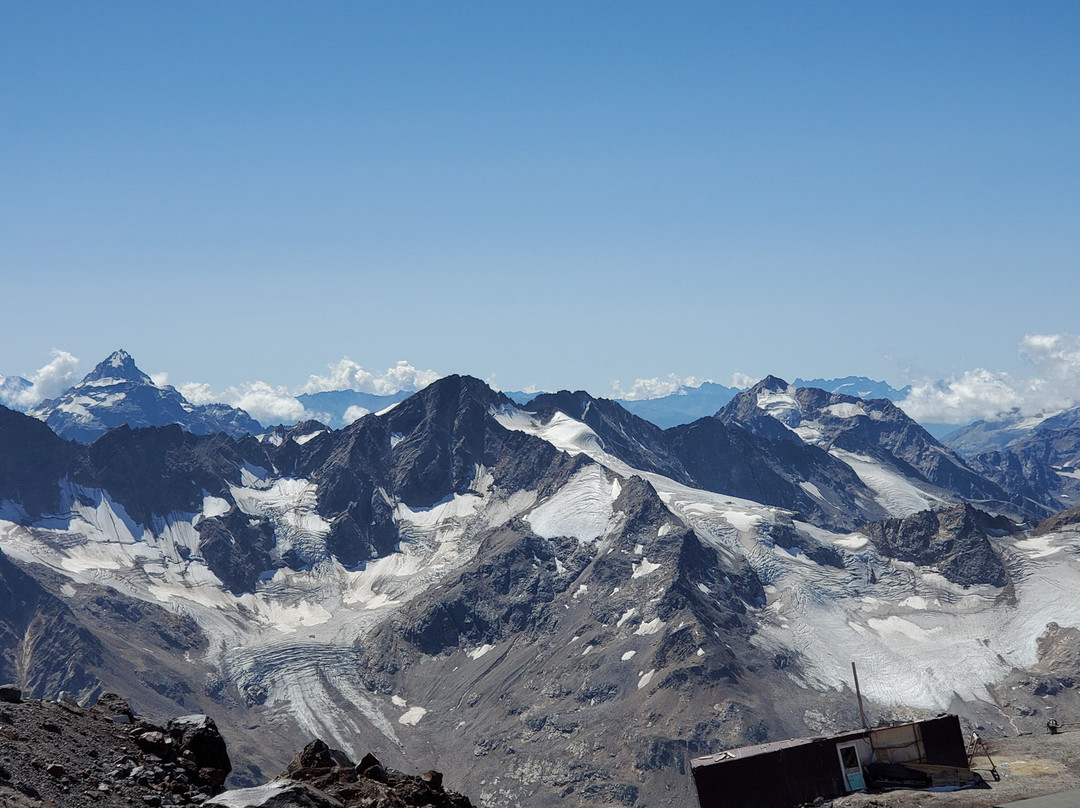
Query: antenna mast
852 662 869 730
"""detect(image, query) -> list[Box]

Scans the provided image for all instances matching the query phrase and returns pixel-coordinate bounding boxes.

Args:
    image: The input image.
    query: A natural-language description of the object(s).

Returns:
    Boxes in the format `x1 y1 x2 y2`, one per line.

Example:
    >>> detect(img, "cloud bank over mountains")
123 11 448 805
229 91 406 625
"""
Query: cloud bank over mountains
5 334 1080 428
0 350 80 410
179 359 441 425
609 373 716 401
301 358 440 397
179 379 310 425
896 333 1080 425
0 354 441 427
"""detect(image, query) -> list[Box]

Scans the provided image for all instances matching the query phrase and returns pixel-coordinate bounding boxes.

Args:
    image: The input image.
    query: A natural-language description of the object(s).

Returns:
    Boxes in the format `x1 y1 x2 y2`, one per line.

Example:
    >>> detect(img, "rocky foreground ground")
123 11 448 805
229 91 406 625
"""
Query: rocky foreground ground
0 687 473 808
6 681 1080 808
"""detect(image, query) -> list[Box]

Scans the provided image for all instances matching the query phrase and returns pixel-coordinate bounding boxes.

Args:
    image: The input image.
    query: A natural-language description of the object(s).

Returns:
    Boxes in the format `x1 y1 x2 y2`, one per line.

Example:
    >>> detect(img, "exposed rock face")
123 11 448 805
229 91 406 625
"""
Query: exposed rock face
943 407 1080 516
972 429 1080 516
0 546 105 700
292 375 588 567
988 621 1080 727
717 376 1021 515
167 714 233 790
666 415 881 530
860 505 1014 587
0 695 472 808
0 405 81 517
526 390 697 486
522 387 888 531
85 424 274 527
1032 505 1080 536
969 448 1064 514
207 740 473 808
762 521 844 569
348 475 776 806
0 693 229 807
947 406 1080 460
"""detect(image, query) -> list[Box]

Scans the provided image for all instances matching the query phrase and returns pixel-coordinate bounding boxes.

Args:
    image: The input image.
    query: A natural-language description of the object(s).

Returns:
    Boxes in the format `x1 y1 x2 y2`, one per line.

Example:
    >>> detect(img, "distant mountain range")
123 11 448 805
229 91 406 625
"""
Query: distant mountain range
504 376 910 431
0 351 912 436
944 407 1080 514
297 389 411 427
4 350 1074 517
4 357 1080 806
611 376 910 430
295 377 911 432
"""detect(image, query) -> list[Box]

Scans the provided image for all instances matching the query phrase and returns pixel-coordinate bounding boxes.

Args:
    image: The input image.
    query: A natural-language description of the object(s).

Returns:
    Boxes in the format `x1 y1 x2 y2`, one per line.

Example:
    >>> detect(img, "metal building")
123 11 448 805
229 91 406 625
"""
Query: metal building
691 715 971 808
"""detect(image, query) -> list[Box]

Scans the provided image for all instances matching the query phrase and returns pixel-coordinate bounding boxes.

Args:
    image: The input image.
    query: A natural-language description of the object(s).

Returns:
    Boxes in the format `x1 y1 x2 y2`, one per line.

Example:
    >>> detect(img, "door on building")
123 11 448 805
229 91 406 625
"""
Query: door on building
836 742 866 791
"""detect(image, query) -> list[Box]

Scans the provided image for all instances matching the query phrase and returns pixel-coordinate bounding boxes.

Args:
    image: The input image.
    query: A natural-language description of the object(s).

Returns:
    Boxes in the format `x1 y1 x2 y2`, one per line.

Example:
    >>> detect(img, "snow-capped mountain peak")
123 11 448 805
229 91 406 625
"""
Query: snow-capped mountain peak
720 376 1022 520
81 348 153 387
29 350 262 443
752 376 802 427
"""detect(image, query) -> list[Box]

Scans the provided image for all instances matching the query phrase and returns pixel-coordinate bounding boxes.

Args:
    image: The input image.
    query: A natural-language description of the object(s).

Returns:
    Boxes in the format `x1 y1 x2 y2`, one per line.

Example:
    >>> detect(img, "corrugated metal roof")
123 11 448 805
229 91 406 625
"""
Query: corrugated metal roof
690 729 867 768
690 717 959 770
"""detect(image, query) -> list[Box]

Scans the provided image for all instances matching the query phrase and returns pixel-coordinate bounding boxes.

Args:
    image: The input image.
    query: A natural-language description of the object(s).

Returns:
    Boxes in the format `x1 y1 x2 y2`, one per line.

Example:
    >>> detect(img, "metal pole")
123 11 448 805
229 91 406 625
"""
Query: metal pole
852 662 869 730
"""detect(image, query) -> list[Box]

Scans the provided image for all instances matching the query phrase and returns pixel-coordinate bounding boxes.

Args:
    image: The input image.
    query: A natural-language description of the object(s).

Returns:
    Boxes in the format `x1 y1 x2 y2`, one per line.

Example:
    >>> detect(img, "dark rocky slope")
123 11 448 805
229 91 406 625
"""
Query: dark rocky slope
207 740 475 808
346 476 813 806
0 689 230 807
523 388 888 530
717 376 1027 517
0 690 470 808
860 504 1016 588
526 391 696 485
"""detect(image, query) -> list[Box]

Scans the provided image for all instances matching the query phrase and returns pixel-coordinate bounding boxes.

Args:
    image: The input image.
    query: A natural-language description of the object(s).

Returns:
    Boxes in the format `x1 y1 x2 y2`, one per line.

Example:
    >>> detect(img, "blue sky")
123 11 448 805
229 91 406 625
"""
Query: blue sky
2 2 1078 417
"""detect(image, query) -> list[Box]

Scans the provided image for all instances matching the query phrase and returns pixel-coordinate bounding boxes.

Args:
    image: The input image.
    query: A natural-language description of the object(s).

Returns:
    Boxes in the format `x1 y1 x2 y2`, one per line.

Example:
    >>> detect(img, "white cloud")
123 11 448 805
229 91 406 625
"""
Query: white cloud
342 405 371 425
150 372 170 388
179 380 307 426
177 382 216 406
2 350 82 410
232 382 308 425
302 359 438 395
730 372 759 390
174 358 438 428
898 368 1024 425
611 374 714 401
898 333 1080 425
1018 333 1080 411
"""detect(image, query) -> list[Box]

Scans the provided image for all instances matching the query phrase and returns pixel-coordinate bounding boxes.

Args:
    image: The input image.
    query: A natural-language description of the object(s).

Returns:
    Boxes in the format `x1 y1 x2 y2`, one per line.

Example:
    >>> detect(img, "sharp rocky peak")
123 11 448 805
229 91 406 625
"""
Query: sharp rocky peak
526 389 608 419
377 374 512 428
751 375 793 393
81 349 154 386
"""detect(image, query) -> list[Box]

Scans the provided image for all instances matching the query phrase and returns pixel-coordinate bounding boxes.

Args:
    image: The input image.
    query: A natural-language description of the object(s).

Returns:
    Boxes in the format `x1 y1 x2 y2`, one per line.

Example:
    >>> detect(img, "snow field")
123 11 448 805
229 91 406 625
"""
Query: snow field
526 465 619 544
755 387 802 427
496 401 1080 711
0 461 545 752
8 399 1080 752
830 448 941 516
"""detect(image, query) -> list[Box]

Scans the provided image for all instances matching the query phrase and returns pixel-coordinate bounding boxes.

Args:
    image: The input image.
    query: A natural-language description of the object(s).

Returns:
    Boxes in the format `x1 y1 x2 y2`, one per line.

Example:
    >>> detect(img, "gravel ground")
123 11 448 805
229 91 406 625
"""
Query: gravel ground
834 730 1080 808
0 692 227 808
